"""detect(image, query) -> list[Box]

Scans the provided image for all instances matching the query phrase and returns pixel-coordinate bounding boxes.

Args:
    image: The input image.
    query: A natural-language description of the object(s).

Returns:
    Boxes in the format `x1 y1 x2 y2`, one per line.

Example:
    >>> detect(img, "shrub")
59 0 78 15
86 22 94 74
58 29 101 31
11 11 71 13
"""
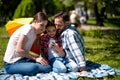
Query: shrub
80 30 104 38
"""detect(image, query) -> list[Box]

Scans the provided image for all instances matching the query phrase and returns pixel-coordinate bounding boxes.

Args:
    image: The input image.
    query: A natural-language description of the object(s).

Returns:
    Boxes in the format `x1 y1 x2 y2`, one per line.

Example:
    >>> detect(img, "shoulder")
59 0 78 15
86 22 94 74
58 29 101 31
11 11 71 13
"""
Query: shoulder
11 24 31 36
56 37 61 42
20 24 32 32
40 34 49 41
62 25 80 39
41 34 48 38
63 26 75 35
22 24 35 35
22 24 31 29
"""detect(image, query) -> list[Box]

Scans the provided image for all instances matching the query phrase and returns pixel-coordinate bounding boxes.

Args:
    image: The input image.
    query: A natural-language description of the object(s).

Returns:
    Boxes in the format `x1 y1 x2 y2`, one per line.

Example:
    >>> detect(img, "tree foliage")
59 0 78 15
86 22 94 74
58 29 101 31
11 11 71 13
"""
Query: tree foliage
0 0 2 6
0 0 120 24
53 0 64 12
13 0 35 19
0 0 21 21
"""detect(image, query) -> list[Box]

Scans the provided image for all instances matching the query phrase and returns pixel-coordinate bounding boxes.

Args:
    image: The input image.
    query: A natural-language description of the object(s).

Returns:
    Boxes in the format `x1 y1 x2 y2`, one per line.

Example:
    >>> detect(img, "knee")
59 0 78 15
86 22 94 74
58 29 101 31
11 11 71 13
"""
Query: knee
53 66 67 73
25 65 51 75
68 65 78 72
72 66 78 72
43 65 52 73
25 65 39 75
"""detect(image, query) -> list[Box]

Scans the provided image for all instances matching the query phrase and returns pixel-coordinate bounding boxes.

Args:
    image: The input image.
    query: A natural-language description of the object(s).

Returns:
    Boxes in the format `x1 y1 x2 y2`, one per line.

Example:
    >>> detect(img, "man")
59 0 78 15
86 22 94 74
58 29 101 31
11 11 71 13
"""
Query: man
54 12 87 74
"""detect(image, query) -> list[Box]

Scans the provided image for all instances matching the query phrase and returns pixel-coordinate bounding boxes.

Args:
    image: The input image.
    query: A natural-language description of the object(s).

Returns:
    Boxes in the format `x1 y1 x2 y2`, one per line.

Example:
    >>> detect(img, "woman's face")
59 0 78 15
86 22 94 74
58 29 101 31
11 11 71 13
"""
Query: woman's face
46 26 56 37
35 20 48 34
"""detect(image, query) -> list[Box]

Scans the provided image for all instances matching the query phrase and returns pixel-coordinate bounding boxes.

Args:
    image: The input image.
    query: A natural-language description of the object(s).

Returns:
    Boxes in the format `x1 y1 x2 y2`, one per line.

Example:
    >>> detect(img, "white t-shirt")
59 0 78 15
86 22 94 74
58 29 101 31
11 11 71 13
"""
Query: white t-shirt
4 24 36 63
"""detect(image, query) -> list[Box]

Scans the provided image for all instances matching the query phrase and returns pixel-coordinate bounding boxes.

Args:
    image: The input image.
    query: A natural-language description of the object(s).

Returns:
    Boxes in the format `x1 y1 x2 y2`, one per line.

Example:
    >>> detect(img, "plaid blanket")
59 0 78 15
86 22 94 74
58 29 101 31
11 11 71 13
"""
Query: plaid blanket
0 61 120 80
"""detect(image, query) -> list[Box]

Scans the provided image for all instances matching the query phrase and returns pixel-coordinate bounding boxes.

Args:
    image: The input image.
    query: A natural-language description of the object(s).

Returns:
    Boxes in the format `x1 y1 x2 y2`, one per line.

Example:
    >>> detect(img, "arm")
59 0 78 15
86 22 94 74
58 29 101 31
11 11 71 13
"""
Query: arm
66 31 87 72
51 43 65 57
16 34 48 65
16 34 36 60
40 35 49 60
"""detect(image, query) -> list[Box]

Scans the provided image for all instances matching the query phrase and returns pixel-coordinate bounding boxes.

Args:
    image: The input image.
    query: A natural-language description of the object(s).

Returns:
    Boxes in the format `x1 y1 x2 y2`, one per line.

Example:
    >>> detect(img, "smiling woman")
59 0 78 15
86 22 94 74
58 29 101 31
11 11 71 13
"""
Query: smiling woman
3 12 52 76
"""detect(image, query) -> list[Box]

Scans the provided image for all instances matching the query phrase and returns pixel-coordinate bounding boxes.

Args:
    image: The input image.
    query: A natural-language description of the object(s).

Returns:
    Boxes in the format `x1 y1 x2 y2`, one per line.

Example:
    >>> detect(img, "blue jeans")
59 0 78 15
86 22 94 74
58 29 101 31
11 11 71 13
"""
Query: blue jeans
49 57 78 73
4 58 52 76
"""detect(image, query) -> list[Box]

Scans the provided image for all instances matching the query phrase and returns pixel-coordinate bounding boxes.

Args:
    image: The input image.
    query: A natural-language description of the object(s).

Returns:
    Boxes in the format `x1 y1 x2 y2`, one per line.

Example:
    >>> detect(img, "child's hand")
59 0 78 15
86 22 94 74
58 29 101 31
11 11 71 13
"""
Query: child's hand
53 43 59 50
49 43 65 57
49 43 59 50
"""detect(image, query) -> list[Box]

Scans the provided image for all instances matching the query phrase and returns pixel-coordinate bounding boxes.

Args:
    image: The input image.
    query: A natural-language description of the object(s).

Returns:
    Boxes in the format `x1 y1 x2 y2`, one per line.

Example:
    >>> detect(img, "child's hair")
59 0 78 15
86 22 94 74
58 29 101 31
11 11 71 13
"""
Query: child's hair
46 20 55 28
43 20 56 34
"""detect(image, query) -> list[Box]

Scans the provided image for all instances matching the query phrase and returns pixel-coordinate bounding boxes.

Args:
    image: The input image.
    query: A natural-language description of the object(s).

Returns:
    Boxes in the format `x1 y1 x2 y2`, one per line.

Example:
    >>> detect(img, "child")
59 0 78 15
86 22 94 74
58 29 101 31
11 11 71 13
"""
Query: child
40 21 78 73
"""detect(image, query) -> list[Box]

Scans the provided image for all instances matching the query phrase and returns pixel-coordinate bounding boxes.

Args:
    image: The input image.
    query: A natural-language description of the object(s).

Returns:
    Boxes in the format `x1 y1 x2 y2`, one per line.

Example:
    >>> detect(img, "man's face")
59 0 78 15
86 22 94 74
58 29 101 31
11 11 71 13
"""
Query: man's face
54 17 65 34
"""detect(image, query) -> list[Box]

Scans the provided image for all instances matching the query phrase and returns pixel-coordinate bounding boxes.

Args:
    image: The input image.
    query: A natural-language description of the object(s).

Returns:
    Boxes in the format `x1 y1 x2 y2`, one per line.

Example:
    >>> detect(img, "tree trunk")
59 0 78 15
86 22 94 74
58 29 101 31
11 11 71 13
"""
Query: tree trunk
93 0 104 26
41 0 46 14
84 1 88 20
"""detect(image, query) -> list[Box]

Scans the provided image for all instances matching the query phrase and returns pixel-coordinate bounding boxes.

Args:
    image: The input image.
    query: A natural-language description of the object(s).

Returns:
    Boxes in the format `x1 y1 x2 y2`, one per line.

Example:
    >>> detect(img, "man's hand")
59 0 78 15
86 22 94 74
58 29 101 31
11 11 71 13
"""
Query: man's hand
79 66 88 75
80 70 88 74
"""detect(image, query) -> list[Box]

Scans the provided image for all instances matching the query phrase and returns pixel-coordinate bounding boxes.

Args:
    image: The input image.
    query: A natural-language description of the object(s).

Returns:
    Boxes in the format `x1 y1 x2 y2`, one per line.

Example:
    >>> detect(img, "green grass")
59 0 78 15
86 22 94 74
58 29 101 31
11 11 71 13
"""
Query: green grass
0 24 120 79
78 31 120 79
84 36 120 69
78 29 120 80
104 17 120 28
0 26 9 68
87 18 96 26
87 17 120 28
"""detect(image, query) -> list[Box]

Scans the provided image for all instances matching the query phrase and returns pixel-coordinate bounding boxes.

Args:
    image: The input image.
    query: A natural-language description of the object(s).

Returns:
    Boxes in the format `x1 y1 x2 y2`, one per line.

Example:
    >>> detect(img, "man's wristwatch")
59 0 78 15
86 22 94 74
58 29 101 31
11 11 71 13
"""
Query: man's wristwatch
79 66 87 72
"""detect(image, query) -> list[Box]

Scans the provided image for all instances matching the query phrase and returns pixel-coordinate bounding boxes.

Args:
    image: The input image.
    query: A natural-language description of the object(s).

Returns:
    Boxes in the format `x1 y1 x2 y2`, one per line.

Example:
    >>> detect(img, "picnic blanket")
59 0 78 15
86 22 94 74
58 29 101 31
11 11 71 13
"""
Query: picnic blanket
0 61 120 80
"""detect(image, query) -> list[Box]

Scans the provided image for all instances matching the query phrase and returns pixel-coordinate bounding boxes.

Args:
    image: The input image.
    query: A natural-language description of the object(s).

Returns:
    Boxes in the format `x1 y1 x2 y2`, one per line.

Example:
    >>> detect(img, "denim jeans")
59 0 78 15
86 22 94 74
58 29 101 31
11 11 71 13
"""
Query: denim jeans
49 57 78 73
4 58 52 76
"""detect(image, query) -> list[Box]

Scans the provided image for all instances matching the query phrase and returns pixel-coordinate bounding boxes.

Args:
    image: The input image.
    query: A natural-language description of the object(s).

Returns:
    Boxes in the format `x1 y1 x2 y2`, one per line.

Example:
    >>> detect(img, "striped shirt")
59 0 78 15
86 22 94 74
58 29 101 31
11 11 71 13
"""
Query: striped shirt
40 34 62 59
60 24 86 68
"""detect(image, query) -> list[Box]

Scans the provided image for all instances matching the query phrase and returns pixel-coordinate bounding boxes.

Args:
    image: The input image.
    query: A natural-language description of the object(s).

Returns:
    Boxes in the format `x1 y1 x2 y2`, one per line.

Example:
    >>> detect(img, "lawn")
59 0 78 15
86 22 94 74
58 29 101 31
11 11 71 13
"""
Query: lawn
0 19 120 79
87 17 120 28
0 26 9 68
78 28 120 80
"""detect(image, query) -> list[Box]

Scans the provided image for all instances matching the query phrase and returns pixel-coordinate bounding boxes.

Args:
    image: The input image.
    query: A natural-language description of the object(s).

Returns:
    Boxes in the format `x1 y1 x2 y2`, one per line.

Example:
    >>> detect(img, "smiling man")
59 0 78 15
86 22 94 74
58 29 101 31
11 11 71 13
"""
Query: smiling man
54 11 87 74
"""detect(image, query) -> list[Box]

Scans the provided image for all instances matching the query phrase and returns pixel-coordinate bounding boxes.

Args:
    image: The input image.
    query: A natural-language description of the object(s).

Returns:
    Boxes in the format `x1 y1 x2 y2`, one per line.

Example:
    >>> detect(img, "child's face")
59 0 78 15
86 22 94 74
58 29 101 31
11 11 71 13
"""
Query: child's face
46 26 56 37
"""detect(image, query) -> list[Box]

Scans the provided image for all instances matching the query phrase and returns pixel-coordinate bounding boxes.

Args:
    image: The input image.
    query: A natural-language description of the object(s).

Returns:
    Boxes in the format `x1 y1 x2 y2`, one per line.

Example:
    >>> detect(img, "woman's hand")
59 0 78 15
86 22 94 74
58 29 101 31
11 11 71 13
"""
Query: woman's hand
35 57 48 66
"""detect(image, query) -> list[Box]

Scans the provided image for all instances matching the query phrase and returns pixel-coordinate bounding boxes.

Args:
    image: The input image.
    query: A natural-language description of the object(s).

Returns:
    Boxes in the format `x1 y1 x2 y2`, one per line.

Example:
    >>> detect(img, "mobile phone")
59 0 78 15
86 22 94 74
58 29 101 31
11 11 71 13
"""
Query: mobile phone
49 38 56 44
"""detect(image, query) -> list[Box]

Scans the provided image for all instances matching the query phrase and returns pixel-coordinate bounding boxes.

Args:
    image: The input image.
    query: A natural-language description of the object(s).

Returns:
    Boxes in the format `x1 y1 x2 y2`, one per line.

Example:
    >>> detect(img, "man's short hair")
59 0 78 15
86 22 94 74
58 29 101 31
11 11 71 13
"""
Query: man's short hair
54 11 69 22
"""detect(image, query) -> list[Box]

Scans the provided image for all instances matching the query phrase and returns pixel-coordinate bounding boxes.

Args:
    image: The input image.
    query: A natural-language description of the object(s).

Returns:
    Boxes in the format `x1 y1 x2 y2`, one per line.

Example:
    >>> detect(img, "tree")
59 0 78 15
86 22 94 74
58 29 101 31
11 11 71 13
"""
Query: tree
0 0 21 21
93 0 104 26
13 0 35 18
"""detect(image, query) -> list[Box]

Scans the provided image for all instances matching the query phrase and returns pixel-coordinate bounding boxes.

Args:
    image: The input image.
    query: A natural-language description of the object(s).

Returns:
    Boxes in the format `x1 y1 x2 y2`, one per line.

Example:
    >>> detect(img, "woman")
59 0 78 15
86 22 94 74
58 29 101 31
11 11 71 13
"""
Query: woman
4 12 51 76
